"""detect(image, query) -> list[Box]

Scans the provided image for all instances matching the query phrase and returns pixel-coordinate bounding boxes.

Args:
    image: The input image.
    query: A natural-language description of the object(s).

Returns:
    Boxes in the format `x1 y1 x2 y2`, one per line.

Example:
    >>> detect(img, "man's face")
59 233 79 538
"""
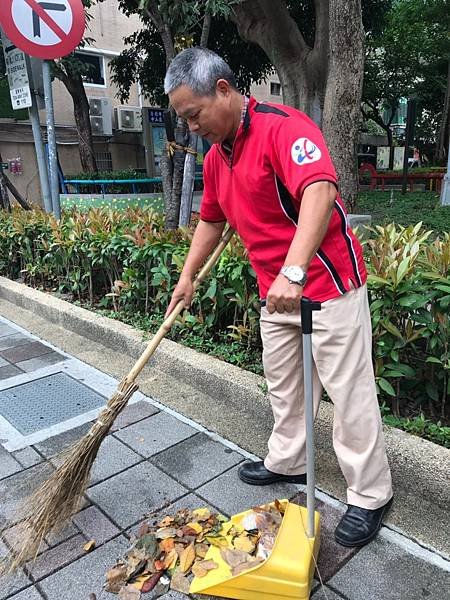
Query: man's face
169 81 234 144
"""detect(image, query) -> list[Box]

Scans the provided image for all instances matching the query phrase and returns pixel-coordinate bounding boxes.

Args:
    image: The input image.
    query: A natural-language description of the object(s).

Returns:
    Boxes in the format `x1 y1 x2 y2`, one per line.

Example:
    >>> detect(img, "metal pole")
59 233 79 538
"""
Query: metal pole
42 60 60 219
401 98 417 195
440 133 450 206
301 297 321 539
29 91 52 212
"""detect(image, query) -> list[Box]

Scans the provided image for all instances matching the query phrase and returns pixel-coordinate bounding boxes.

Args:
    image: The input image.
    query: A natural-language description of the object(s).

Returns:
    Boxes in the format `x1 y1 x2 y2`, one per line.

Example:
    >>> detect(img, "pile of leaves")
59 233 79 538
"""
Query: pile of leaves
104 502 286 598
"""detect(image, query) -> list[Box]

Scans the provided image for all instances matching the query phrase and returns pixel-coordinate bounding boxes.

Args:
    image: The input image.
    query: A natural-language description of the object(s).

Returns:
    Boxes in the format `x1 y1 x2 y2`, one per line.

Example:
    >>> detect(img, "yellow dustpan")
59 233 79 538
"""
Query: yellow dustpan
191 298 322 600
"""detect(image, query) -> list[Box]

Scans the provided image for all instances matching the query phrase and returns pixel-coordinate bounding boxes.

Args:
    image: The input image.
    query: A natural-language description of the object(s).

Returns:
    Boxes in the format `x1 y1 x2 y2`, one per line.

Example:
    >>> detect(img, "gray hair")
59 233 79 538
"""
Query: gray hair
164 47 237 96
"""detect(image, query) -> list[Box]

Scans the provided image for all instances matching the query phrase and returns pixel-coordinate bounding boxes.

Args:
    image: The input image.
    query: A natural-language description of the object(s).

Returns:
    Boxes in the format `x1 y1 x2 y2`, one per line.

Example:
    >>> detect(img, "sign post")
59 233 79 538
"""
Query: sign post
0 0 85 217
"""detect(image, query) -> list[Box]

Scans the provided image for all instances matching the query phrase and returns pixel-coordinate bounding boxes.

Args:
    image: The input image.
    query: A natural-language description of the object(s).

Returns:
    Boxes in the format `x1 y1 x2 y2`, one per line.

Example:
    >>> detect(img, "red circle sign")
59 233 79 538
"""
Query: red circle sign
0 0 85 60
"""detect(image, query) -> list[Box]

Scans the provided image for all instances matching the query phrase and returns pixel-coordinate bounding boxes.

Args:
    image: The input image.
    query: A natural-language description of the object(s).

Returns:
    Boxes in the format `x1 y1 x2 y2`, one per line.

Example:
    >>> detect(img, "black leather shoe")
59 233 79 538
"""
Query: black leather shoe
238 461 307 486
334 497 393 547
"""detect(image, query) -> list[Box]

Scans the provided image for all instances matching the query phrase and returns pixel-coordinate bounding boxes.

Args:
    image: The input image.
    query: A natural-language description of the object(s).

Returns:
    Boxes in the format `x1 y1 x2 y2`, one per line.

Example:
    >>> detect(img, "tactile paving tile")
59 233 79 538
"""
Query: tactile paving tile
0 373 105 435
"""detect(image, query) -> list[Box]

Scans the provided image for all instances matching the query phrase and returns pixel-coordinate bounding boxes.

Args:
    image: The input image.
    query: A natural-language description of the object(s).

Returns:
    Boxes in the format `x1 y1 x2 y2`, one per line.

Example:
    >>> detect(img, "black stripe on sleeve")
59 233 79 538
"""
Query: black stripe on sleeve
334 201 363 286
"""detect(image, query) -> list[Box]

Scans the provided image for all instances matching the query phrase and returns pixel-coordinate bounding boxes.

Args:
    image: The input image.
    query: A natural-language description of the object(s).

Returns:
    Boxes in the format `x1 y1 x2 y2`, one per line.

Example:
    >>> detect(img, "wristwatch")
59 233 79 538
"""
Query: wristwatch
280 265 308 286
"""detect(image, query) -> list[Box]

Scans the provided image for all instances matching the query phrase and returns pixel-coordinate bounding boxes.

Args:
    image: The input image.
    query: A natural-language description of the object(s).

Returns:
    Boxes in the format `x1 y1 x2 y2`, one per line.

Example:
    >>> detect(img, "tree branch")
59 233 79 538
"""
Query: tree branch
145 1 175 63
200 11 212 47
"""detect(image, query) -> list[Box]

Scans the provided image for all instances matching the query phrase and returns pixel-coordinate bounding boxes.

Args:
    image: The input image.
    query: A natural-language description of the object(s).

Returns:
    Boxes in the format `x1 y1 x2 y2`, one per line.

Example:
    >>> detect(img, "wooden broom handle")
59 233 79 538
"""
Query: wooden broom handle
125 226 235 383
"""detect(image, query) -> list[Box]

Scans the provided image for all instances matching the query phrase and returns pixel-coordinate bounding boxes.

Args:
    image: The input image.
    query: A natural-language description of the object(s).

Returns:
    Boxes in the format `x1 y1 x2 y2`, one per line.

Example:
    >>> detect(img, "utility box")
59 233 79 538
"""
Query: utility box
114 106 142 132
142 106 166 177
88 97 113 136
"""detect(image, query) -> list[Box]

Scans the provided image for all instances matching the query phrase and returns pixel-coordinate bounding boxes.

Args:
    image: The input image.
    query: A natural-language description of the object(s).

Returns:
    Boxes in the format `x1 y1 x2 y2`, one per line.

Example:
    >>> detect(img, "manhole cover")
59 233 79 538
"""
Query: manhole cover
0 372 105 435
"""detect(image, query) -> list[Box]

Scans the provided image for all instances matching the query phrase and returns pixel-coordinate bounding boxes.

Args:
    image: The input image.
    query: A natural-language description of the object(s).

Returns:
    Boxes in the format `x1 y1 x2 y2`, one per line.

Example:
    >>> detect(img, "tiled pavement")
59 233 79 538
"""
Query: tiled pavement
0 317 449 600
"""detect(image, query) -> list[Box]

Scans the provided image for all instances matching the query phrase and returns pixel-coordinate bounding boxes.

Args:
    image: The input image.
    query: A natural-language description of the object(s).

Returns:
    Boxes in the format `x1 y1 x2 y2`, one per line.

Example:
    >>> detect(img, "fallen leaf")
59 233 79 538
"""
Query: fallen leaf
194 543 209 558
141 571 163 593
118 584 141 599
191 559 218 578
137 522 150 537
154 559 166 571
156 527 177 540
192 508 211 521
206 535 229 548
179 543 195 573
135 534 159 558
231 557 264 576
158 516 174 527
159 538 175 553
220 548 250 569
83 540 96 553
170 569 190 594
163 549 178 570
89 594 97 600
105 564 127 593
186 521 203 534
233 534 255 554
182 525 199 537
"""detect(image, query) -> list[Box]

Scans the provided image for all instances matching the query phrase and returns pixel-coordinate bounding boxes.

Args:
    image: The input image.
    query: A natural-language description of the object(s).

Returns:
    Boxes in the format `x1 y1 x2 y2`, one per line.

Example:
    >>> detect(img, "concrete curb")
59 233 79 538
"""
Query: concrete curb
0 276 449 558
0 277 265 413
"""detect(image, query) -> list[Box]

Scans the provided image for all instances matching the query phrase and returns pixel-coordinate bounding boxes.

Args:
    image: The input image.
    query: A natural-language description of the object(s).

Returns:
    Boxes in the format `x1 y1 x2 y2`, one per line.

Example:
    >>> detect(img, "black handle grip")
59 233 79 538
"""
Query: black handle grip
301 297 321 334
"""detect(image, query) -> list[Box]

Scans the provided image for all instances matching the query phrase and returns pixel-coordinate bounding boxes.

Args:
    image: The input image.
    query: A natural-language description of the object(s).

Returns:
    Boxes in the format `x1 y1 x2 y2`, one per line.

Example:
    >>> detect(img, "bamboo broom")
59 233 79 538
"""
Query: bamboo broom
3 226 235 573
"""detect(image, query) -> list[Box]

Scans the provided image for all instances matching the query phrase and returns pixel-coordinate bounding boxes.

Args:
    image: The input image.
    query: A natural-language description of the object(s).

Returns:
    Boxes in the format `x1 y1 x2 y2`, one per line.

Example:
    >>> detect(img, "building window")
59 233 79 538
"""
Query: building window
74 52 106 87
270 82 281 96
95 151 113 171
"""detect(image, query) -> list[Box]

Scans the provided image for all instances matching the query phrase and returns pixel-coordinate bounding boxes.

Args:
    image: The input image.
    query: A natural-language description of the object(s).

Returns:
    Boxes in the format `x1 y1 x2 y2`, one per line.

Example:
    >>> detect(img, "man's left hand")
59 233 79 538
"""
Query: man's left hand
266 274 303 314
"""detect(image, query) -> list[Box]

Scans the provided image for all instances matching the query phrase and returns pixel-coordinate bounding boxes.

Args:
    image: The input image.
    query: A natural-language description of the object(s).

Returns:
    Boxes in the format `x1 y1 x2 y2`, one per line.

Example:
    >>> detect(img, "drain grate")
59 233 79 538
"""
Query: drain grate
0 372 105 435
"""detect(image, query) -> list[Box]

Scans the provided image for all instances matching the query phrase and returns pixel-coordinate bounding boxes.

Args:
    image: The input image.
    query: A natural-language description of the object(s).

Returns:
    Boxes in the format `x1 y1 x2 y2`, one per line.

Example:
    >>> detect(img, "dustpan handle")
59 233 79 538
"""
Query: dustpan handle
301 297 321 539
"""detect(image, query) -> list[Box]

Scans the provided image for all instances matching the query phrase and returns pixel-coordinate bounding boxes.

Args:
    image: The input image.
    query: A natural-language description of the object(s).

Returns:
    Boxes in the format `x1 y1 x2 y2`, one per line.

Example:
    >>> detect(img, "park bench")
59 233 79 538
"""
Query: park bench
359 163 444 192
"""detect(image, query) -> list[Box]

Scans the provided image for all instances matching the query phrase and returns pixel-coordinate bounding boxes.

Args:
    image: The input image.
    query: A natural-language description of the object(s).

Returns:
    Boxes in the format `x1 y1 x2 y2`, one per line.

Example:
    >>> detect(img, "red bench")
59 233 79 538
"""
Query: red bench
359 163 444 192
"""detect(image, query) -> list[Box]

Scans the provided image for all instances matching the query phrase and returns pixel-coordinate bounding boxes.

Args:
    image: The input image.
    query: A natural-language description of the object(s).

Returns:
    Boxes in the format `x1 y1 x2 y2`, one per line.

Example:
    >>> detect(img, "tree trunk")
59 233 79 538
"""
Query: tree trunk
54 66 97 173
68 76 98 173
165 117 189 229
435 59 450 164
231 0 328 123
322 0 364 212
0 162 11 211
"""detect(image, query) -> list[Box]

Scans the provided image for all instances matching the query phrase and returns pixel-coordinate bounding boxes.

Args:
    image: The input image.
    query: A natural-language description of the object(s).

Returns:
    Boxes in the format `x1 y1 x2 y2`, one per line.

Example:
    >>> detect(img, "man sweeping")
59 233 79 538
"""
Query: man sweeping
164 47 393 548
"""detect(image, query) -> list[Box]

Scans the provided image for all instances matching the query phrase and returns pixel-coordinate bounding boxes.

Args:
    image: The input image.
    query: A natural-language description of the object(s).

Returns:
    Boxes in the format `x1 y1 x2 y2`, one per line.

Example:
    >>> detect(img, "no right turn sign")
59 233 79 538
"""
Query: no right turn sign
0 0 85 60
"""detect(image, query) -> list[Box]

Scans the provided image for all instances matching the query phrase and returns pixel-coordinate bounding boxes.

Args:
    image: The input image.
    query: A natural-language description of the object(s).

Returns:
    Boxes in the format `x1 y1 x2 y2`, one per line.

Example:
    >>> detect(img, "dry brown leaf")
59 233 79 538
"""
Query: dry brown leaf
179 543 196 573
137 522 150 537
194 543 209 559
159 537 175 553
174 543 186 557
155 527 177 539
170 570 190 594
105 564 127 593
158 516 174 527
220 548 250 569
118 584 141 599
231 557 264 576
192 559 219 578
83 540 96 553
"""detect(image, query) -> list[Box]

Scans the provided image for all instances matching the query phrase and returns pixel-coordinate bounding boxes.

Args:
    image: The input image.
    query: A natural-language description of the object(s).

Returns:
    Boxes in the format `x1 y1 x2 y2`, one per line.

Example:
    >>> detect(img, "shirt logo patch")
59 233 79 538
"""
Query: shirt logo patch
291 138 322 166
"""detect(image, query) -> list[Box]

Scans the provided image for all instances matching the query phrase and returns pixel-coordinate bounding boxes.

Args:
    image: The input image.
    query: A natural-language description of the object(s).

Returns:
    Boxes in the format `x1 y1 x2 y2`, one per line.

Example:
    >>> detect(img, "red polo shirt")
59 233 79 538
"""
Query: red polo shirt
200 96 367 302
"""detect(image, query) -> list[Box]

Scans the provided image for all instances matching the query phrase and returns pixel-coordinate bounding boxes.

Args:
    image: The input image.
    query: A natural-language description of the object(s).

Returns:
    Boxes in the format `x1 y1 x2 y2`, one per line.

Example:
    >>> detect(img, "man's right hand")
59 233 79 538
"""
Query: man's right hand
165 275 194 318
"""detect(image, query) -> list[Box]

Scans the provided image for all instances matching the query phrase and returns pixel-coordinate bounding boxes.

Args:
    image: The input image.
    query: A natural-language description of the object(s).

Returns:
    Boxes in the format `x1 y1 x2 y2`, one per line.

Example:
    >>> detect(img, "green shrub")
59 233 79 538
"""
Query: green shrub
0 209 448 444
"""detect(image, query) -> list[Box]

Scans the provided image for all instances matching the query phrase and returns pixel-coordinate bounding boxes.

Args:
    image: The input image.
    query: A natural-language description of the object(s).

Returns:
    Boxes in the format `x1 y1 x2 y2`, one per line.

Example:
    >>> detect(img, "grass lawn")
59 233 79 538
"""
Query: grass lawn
357 191 450 233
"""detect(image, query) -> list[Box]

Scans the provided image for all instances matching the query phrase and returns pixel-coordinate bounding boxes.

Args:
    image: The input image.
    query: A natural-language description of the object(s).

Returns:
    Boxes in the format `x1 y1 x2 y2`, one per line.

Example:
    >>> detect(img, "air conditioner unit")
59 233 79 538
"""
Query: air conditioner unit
114 106 142 132
88 97 112 136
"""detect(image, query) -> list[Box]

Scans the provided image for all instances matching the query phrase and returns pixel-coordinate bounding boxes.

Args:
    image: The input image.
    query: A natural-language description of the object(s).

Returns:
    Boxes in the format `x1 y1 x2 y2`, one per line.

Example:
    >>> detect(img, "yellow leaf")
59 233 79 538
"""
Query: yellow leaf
192 508 211 521
83 540 96 552
233 534 255 554
158 516 174 527
163 549 178 570
130 572 152 590
205 535 229 548
186 522 203 534
179 543 196 573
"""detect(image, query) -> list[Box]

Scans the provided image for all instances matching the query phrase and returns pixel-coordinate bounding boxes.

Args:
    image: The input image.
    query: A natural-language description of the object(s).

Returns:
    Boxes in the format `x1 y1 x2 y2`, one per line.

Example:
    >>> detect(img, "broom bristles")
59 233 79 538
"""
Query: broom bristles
3 379 139 574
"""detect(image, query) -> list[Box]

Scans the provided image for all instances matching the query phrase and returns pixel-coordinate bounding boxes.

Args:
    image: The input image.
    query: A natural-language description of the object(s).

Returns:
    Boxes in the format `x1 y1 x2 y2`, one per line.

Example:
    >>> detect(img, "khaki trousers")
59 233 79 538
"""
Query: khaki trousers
260 284 393 509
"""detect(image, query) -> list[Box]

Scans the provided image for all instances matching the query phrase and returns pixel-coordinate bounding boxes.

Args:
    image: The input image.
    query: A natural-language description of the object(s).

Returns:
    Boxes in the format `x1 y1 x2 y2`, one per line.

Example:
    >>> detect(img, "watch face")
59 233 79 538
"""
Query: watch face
282 266 306 283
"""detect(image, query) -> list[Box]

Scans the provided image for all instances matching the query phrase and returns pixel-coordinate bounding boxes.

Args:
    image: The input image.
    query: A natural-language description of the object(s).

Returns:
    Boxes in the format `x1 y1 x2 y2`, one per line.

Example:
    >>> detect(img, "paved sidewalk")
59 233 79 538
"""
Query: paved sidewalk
0 315 449 600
